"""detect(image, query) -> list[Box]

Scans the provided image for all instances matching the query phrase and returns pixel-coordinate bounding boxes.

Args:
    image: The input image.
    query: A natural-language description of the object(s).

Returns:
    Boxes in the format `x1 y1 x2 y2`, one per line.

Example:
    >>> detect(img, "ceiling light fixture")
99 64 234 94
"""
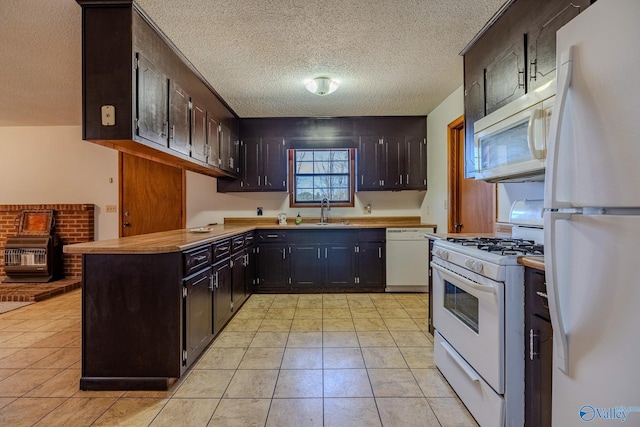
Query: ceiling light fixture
305 77 340 96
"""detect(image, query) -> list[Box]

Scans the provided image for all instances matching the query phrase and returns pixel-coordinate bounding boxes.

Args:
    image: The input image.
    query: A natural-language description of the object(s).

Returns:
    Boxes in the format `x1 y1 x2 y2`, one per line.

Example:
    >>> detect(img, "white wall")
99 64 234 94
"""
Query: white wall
186 171 426 228
422 86 464 232
0 126 119 240
497 182 544 222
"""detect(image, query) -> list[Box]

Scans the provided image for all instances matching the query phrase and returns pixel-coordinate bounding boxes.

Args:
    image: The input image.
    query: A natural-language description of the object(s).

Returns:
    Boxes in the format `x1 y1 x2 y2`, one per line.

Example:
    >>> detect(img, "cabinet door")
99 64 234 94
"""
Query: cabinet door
325 244 356 287
383 136 403 190
184 268 213 367
289 245 322 290
404 137 427 190
525 314 553 427
357 242 385 291
527 0 589 92
463 55 485 178
219 123 235 173
245 245 256 295
191 102 207 162
168 81 191 156
136 53 168 146
206 115 220 167
213 259 232 334
243 137 262 189
262 137 288 191
357 136 383 190
256 244 289 292
231 251 246 310
485 37 527 115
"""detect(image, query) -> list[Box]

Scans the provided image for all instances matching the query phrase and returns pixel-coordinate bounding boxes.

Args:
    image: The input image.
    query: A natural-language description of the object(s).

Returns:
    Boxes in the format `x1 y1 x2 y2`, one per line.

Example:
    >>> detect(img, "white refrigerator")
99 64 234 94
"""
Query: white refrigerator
544 0 640 425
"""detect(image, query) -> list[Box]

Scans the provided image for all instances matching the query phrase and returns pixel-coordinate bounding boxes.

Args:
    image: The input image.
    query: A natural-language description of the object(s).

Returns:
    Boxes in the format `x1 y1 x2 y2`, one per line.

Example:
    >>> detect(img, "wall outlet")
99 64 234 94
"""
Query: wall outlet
106 205 117 213
257 207 263 216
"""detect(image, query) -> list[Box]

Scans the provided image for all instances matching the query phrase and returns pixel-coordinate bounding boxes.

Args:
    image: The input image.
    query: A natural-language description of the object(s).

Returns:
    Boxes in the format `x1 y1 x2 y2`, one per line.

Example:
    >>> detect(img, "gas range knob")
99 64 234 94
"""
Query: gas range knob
464 259 484 273
435 249 449 260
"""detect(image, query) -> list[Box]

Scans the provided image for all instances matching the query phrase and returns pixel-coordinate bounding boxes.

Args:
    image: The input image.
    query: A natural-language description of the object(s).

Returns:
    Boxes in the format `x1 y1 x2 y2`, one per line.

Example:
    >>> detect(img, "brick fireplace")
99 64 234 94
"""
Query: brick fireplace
0 204 95 281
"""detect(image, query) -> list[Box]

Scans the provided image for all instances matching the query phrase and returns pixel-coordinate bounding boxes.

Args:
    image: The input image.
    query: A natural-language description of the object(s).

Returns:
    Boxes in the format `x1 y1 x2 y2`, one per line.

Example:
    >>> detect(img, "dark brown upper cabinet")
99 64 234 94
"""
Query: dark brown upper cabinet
485 38 526 115
77 0 238 179
461 0 593 178
218 136 288 192
357 135 426 191
190 101 208 163
168 81 192 156
526 0 591 92
135 53 168 146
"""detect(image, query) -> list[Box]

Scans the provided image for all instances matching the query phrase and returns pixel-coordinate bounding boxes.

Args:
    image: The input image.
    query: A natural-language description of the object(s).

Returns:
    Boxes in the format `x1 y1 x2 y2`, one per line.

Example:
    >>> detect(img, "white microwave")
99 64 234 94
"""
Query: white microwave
474 81 556 182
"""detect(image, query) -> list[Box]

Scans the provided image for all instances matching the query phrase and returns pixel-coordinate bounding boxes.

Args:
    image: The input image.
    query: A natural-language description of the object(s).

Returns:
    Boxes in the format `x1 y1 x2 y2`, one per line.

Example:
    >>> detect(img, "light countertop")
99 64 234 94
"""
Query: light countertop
64 217 438 255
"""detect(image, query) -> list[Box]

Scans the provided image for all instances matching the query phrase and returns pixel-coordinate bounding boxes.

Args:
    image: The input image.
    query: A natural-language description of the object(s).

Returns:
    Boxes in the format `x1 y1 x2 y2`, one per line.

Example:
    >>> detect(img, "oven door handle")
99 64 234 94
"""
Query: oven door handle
431 263 498 295
440 339 481 382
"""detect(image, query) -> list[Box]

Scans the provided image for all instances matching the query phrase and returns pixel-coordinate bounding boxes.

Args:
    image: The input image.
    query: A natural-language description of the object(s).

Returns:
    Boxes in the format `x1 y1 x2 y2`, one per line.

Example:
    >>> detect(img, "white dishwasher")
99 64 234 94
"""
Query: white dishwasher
385 228 429 292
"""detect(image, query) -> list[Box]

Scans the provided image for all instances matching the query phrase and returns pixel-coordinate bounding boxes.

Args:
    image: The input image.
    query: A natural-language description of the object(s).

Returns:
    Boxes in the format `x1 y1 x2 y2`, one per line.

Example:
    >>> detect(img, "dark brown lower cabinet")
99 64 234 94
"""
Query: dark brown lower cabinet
79 234 252 392
231 249 247 310
356 230 386 291
81 253 183 391
255 229 385 293
256 242 290 292
213 257 232 335
184 267 213 368
525 267 553 427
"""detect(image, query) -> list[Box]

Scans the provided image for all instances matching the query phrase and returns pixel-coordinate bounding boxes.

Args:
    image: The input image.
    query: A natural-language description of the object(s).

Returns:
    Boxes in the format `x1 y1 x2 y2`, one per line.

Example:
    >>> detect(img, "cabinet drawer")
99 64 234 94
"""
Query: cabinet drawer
244 232 255 247
358 229 385 242
232 235 245 253
183 245 212 276
213 239 232 262
256 230 287 242
183 266 212 286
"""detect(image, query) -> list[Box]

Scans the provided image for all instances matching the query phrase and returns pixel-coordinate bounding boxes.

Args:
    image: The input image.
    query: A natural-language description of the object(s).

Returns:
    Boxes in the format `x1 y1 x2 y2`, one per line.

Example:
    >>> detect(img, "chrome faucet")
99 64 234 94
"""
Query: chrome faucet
320 197 331 224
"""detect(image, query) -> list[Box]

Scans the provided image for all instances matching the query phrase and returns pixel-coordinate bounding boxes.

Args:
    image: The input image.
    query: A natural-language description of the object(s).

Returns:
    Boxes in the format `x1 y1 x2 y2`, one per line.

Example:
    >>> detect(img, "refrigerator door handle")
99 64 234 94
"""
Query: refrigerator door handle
544 210 571 373
527 108 544 159
544 46 574 209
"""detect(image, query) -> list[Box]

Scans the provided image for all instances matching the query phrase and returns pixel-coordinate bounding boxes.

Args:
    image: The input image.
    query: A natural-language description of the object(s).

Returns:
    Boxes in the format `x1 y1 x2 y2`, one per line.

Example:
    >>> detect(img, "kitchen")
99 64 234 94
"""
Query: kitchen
1 0 638 426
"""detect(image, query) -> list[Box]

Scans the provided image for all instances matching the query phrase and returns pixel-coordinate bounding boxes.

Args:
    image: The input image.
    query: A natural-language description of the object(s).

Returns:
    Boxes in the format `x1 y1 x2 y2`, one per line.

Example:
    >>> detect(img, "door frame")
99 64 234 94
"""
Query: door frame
447 115 464 233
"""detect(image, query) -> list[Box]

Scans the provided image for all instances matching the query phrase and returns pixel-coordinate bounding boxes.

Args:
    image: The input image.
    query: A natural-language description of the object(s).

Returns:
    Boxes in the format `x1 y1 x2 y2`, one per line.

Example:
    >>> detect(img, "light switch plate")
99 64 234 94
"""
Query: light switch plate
101 105 115 126
106 205 117 213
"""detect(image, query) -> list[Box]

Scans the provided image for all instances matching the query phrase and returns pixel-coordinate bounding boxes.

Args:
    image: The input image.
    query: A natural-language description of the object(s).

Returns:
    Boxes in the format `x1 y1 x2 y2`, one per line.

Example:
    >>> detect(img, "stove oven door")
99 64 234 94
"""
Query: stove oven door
431 260 504 394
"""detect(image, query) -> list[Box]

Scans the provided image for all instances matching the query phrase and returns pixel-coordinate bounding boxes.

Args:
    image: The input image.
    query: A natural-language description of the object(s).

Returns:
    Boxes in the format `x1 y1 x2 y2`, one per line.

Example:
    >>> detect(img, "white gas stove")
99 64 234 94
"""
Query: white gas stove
431 200 543 427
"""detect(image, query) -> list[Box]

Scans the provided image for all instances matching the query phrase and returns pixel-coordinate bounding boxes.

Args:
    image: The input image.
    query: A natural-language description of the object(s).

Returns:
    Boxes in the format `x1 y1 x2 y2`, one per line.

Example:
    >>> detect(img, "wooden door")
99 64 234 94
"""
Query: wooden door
448 116 495 233
120 153 185 237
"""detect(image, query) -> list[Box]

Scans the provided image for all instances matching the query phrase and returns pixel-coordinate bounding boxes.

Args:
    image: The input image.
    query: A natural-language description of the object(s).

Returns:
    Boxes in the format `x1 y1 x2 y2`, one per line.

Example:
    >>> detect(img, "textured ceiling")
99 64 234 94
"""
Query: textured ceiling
0 0 506 126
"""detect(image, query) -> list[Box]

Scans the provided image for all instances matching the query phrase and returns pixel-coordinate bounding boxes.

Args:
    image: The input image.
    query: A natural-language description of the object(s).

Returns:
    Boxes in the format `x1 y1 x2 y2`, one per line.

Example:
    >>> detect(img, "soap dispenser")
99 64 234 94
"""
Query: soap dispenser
295 212 302 225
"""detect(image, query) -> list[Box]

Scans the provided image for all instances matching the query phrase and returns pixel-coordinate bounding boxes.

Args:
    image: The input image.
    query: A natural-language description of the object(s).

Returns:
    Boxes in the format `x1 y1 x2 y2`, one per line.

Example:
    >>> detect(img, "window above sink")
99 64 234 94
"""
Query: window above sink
289 148 355 208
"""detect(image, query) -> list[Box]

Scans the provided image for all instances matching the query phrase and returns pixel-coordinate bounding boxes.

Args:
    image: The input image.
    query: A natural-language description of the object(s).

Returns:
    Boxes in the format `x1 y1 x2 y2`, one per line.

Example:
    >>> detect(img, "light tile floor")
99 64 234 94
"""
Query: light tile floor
0 290 478 426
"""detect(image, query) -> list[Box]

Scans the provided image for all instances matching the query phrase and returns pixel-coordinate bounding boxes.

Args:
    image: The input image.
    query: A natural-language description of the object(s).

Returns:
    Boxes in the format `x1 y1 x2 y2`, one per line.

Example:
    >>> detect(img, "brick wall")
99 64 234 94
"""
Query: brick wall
0 204 95 280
